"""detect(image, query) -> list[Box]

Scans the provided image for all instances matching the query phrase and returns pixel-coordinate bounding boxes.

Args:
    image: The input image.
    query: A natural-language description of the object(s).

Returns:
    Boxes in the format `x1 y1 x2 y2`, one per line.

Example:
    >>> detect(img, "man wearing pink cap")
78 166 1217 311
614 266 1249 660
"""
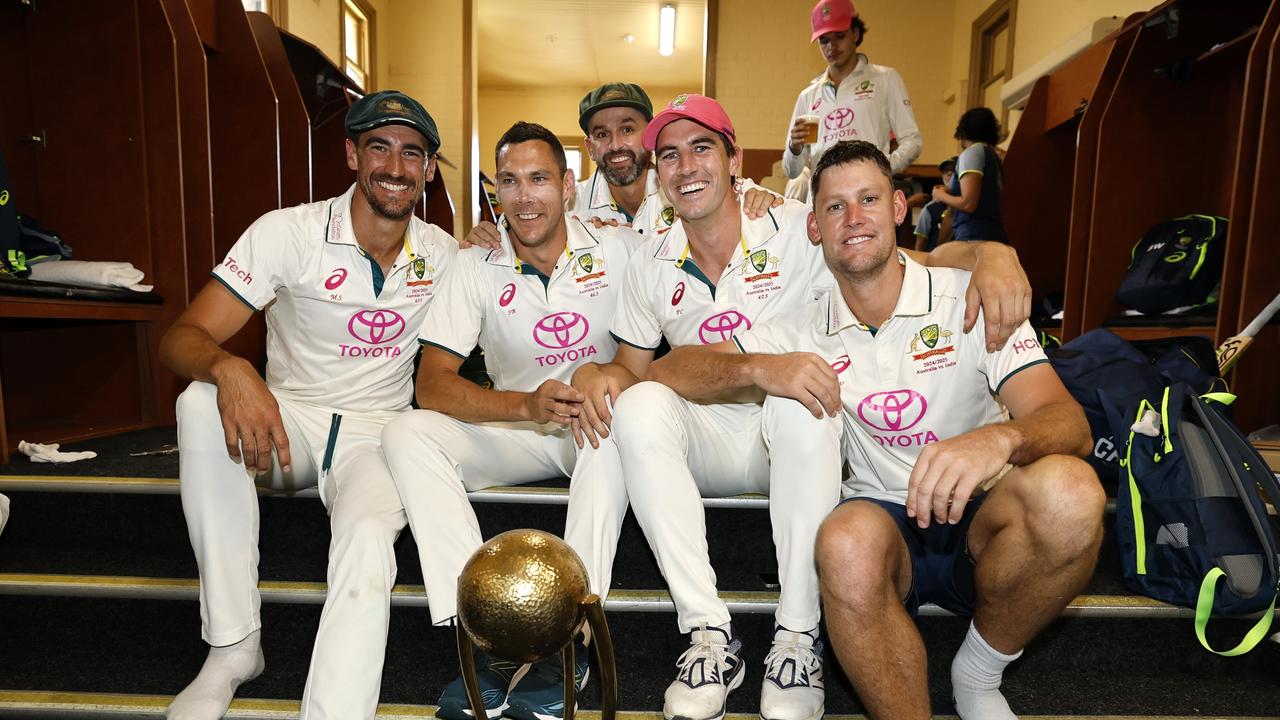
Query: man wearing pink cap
570 94 1032 720
784 0 921 195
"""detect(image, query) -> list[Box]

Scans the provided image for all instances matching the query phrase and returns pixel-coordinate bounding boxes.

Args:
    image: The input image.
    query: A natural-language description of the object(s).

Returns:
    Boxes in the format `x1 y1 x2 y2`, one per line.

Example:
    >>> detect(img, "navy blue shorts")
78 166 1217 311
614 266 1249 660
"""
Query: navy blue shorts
840 494 988 617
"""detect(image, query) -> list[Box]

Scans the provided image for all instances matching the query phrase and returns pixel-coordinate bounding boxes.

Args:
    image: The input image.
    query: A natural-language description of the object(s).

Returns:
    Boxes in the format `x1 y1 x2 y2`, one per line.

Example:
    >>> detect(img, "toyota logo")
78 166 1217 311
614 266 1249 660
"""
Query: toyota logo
825 107 854 130
348 309 406 345
831 355 851 374
697 310 751 344
533 312 590 349
857 390 927 432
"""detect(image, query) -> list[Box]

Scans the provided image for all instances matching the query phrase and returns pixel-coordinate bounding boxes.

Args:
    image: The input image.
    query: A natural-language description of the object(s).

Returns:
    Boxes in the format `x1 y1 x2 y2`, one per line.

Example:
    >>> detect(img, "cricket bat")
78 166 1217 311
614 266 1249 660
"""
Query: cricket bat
1217 292 1280 374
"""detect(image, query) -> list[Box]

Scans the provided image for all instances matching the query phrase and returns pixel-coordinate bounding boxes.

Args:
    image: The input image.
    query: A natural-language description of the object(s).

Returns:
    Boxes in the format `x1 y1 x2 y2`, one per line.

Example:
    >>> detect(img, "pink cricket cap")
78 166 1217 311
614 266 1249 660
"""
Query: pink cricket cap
642 93 737 151
811 0 857 42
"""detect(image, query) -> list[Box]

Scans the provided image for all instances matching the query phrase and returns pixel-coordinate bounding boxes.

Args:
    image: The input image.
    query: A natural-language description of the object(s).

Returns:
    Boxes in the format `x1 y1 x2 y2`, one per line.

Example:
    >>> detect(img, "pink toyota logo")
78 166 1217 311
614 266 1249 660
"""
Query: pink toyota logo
831 355 851 373
857 390 927 432
533 312 589 349
698 310 751 344
825 107 854 130
347 309 406 345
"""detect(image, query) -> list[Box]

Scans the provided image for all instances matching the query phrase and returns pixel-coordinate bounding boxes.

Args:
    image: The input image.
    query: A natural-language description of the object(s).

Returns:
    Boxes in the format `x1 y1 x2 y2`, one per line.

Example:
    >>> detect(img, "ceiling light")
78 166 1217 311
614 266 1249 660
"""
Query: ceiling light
659 3 675 56
624 33 635 44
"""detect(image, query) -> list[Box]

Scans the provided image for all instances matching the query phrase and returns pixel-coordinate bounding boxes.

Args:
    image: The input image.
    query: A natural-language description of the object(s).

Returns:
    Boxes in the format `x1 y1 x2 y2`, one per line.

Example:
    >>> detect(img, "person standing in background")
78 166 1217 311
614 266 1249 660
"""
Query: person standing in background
782 0 922 201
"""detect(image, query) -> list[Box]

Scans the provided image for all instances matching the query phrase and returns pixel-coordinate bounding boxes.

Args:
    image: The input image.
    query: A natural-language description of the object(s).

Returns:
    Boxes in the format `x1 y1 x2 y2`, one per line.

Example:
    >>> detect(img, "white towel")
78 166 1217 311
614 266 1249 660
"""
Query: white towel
18 441 98 463
29 260 153 292
0 493 9 537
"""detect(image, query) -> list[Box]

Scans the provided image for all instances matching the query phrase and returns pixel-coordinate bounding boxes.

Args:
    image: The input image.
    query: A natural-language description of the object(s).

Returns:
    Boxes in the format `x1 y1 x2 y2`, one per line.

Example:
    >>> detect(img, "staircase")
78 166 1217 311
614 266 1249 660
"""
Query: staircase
0 427 1277 719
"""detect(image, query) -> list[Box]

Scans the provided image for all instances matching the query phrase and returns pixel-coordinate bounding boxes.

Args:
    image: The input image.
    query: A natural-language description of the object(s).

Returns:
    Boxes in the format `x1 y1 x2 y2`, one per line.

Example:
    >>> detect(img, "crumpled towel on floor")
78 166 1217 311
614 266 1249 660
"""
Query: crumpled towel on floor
28 260 154 292
18 441 98 463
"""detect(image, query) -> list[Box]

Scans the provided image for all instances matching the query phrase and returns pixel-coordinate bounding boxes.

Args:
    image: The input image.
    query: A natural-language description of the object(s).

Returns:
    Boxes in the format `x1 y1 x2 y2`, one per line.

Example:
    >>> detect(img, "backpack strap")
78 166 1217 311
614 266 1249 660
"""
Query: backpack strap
1195 567 1275 656
1124 397 1159 576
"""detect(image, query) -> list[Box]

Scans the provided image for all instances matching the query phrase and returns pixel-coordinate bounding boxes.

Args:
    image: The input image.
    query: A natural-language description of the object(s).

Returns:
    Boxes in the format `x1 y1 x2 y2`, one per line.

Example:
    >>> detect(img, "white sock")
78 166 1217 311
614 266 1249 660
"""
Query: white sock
951 622 1021 720
166 630 265 720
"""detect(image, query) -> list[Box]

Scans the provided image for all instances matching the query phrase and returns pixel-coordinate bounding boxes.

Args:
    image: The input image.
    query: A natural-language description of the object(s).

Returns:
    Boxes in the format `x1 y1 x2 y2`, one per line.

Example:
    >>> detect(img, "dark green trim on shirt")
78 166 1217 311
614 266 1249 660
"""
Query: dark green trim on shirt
995 358 1050 394
420 338 470 360
210 272 258 311
517 262 551 291
678 258 718 300
610 331 660 352
364 252 386 297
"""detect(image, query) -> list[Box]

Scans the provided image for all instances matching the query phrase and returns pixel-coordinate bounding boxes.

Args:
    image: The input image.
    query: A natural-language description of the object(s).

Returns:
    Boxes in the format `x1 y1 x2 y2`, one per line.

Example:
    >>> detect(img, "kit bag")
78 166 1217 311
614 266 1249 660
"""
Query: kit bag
1115 214 1227 314
1116 383 1280 655
1048 329 1219 480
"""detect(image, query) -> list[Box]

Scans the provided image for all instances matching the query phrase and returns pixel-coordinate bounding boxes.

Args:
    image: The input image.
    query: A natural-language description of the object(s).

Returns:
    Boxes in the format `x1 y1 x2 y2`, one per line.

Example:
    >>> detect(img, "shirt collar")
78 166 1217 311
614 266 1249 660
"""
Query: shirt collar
819 53 870 88
651 198 780 263
588 166 661 212
485 215 593 272
824 251 933 335
325 184 422 267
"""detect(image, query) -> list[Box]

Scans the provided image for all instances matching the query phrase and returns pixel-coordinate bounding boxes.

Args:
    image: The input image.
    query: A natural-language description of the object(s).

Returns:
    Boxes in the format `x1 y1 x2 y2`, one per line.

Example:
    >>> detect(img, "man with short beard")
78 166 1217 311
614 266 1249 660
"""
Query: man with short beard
159 91 458 720
382 122 640 720
571 83 672 234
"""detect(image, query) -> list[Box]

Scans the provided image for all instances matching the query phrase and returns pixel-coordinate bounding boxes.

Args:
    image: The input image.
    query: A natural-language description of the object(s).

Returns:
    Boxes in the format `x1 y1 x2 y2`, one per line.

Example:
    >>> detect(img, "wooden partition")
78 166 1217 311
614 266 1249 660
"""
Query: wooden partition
248 12 312 207
1229 9 1280 432
0 0 187 458
1061 19 1143 340
205 0 281 370
160 0 217 303
1003 24 1134 337
277 30 359 203
1081 0 1269 337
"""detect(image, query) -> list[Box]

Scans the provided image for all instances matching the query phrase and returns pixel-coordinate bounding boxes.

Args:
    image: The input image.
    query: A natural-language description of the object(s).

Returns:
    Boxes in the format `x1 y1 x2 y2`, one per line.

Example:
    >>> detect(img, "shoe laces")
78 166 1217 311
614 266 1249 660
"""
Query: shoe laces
676 627 739 680
763 634 822 683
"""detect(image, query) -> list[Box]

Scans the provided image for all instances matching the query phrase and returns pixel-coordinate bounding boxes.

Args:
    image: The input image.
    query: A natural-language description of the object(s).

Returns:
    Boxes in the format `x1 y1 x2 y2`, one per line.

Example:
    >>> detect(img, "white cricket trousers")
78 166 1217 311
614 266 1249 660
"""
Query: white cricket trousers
611 382 843 633
381 409 626 625
176 381 405 720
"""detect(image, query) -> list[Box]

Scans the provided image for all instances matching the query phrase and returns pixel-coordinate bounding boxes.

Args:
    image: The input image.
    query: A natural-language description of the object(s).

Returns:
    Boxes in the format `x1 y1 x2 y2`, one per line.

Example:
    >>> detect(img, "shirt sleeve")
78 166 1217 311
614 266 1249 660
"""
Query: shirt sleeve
417 250 485 359
976 317 1050 394
957 144 986 178
884 69 922 174
610 244 664 350
210 210 298 310
914 208 933 238
782 91 811 179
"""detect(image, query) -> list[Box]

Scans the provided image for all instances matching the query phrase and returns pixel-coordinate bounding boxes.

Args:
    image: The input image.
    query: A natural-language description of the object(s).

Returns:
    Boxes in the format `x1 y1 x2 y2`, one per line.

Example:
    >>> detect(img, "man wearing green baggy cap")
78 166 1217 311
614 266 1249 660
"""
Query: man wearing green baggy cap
160 90 458 720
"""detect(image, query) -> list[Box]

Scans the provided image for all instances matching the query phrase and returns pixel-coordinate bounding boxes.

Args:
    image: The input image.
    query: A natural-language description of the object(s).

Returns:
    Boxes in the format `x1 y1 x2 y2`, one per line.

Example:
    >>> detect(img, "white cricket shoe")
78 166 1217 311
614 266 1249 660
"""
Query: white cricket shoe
759 627 824 720
663 626 745 720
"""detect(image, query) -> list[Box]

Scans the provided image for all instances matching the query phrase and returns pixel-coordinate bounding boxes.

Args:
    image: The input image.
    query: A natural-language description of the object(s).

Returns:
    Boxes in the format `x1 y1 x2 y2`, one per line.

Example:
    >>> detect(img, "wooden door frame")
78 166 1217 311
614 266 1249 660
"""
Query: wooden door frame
967 0 1017 121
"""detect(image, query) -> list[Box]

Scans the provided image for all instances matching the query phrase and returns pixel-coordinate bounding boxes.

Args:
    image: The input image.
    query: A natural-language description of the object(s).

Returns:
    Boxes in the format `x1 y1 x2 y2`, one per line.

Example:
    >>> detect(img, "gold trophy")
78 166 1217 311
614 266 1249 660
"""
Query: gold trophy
455 529 618 720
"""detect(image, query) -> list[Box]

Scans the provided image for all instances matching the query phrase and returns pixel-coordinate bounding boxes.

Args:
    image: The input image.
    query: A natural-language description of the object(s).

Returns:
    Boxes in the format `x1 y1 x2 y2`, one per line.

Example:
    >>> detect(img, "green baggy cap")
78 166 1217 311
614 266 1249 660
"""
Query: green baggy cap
345 90 441 153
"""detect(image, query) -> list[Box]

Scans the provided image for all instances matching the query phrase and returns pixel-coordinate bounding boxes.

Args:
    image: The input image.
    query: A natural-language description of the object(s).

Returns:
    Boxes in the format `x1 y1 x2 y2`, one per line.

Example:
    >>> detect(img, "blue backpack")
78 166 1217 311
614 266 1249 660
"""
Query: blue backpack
1117 384 1280 655
1048 329 1219 480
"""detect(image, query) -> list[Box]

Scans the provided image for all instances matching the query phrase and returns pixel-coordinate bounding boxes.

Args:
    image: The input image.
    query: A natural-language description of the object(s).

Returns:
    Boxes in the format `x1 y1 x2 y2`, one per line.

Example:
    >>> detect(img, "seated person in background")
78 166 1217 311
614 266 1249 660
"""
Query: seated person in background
913 156 956 251
158 91 458 720
572 95 1032 720
380 122 639 720
716 140 1103 720
932 108 1006 243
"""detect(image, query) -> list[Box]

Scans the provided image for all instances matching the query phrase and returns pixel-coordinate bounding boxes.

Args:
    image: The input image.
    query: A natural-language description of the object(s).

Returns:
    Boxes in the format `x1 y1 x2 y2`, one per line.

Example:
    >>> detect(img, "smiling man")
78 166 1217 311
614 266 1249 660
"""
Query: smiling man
381 122 642 720
672 140 1102 720
783 0 921 192
159 91 458 720
570 95 1032 720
